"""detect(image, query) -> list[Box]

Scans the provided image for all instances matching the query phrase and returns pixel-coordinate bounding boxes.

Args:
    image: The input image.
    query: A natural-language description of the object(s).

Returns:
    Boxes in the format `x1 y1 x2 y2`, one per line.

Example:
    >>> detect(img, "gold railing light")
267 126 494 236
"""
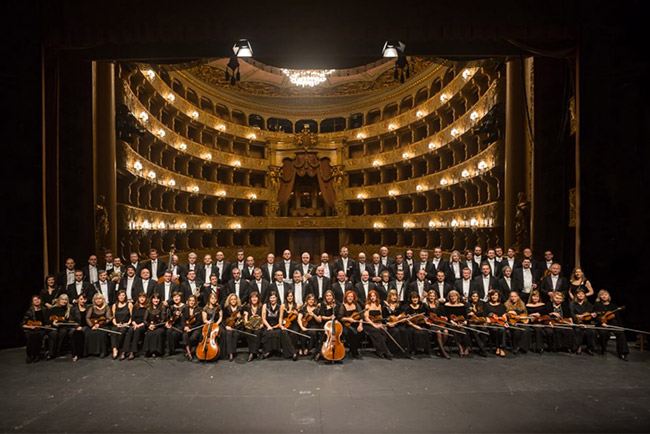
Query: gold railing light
440 178 448 186
416 184 424 192
147 170 156 179
356 133 365 140
428 141 436 150
470 218 479 227
462 68 472 80
388 123 397 131
478 160 488 170
428 220 436 229
190 111 199 119
157 222 166 229
157 129 166 138
461 169 470 178
203 153 213 160
402 152 410 159
216 124 227 132
450 128 460 138
144 70 155 80
204 223 213 229
356 193 367 199
133 161 143 171
248 133 257 140
451 219 459 227
373 222 382 229
166 93 175 102
217 190 227 198
142 220 151 229
179 142 188 150
249 193 257 200
416 110 425 118
232 160 242 168
388 189 398 197
372 160 381 167
440 93 449 103
179 222 187 229
138 112 149 122
470 111 479 121
191 185 199 193
231 222 242 230
167 179 176 186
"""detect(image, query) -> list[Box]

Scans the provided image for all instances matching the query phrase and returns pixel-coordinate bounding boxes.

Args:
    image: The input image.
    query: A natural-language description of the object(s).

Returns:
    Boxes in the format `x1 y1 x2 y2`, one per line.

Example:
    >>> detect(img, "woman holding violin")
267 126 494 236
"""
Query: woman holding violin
339 290 364 359
314 290 339 362
422 290 449 359
45 293 74 360
124 292 148 360
84 293 113 358
69 293 88 361
466 291 489 357
279 291 300 361
298 293 321 359
485 289 507 357
243 291 264 362
442 290 470 357
165 291 185 357
224 293 244 362
21 295 48 363
363 290 393 359
261 291 282 358
504 291 531 354
405 291 436 357
383 289 409 357
525 290 551 353
40 274 62 309
570 287 597 355
546 291 575 353
593 289 629 361
111 289 132 360
181 295 203 361
143 293 167 357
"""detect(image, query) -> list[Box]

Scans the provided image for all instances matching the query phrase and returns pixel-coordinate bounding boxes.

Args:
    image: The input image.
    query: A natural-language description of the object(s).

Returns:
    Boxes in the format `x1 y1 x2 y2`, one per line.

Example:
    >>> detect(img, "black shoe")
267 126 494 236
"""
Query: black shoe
313 353 320 362
620 354 628 361
385 353 393 360
292 353 298 361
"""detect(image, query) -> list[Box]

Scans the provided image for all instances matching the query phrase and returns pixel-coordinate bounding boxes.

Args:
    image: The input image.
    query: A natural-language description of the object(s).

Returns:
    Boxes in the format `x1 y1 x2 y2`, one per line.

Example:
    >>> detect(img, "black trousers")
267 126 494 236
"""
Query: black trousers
598 329 629 355
281 329 298 357
24 330 46 359
529 327 553 351
488 327 506 349
575 327 597 351
46 327 71 357
363 325 391 357
71 328 85 357
111 326 130 352
246 329 263 354
166 328 183 355
468 328 487 353
342 325 363 355
509 328 531 352
181 329 203 348
124 325 146 354
386 324 409 354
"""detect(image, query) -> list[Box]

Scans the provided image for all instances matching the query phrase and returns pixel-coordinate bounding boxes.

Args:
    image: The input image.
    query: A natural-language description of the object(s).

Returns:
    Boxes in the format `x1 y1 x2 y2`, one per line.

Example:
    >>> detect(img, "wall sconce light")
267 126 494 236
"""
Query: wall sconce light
461 169 470 178
191 186 199 193
179 143 187 150
428 220 436 230
217 190 227 198
416 110 424 118
232 160 242 168
147 170 156 179
204 223 212 230
144 70 155 80
133 161 143 171
470 111 479 121
451 128 460 137
440 94 449 103
372 160 381 167
388 123 397 131
416 184 424 192
166 93 175 102
402 152 410 159
356 133 365 140
232 222 242 231
249 193 257 200
357 193 367 200
248 133 257 140
138 112 149 122
167 179 176 186
402 222 412 231
179 222 187 230
142 220 151 230
216 124 226 132
428 142 436 150
204 153 212 160
462 69 472 80
440 178 448 186
157 129 166 138
388 189 398 197
478 160 488 170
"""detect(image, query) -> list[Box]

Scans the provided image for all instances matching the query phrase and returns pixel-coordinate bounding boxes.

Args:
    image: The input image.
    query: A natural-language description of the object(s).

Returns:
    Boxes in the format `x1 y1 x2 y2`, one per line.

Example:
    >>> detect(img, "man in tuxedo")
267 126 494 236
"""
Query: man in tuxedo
179 269 202 303
200 274 223 307
118 265 138 302
378 246 394 268
241 256 257 281
133 268 156 298
200 254 216 289
370 253 387 284
261 253 277 282
473 245 484 268
290 270 309 306
498 265 515 298
542 250 556 274
333 246 355 280
298 252 315 280
504 247 521 271
89 270 117 305
521 248 538 273
234 249 246 274
143 249 166 281
268 270 289 303
153 270 180 305
495 246 504 264
352 252 373 285
403 249 416 283
224 267 251 305
375 270 391 301
430 247 449 276
178 252 199 283
471 263 499 301
453 267 473 302
462 250 480 278
541 263 570 301
446 250 464 283
512 258 537 299
390 269 409 302
331 270 351 304
167 254 181 283
354 270 376 304
308 265 332 301
432 270 452 302
408 269 432 299
82 254 100 284
56 257 77 290
109 257 125 284
250 268 270 301
484 248 501 278
213 251 231 284
66 269 92 303
278 250 297 284
128 252 142 273
318 252 336 279
102 251 114 274
414 250 435 282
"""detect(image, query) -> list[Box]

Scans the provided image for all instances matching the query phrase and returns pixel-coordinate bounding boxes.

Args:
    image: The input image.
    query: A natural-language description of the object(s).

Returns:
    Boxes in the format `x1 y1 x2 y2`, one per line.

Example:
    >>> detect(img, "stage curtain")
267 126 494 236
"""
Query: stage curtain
276 154 336 206
277 158 296 204
317 158 336 207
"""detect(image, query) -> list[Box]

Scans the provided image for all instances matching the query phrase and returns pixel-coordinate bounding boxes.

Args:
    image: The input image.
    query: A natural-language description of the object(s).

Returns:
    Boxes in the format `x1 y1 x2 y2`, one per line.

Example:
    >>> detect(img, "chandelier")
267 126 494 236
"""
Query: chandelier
281 68 335 87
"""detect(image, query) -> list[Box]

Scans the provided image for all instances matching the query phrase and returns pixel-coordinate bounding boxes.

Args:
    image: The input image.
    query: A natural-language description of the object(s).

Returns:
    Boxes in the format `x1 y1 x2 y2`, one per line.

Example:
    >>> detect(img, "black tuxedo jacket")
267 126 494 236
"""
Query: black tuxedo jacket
430 258 449 275
497 277 515 296
224 279 252 305
378 256 395 268
352 262 374 285
178 263 200 282
388 280 409 301
368 263 388 281
461 260 481 279
307 275 332 300
200 284 224 306
445 261 465 283
333 257 356 279
540 275 570 299
330 281 351 303
316 263 337 280
213 261 232 283
132 278 157 297
470 275 499 300
502 258 522 272
241 266 257 281
374 281 391 301
388 262 412 282
413 261 436 282
267 281 291 303
197 264 217 284
141 260 167 280
249 279 270 301
81 265 101 283
296 263 316 278
261 263 279 282
56 269 76 290
90 280 118 304
453 279 474 299
289 282 310 304
483 259 502 278
275 260 298 282
430 281 453 299
66 281 93 302
179 279 203 302
152 281 180 303
354 281 377 304
407 280 432 298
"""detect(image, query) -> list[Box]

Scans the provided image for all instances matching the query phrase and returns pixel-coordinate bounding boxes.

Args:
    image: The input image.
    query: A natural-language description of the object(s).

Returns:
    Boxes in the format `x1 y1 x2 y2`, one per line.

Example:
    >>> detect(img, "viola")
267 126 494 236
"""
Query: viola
49 315 66 322
487 313 507 325
469 316 490 325
575 312 595 323
282 311 297 328
321 317 345 361
426 313 449 327
185 314 198 327
449 314 466 324
369 314 383 323
196 309 220 361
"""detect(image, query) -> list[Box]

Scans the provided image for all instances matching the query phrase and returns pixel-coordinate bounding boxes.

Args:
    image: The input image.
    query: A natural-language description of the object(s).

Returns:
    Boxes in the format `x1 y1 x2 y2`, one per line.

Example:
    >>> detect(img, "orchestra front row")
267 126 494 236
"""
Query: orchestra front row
22 246 631 364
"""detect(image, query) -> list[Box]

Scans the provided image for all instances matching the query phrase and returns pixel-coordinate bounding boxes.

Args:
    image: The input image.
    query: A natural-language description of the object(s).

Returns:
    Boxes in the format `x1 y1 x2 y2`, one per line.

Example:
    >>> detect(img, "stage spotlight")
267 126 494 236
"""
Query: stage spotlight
382 41 405 58
233 39 253 57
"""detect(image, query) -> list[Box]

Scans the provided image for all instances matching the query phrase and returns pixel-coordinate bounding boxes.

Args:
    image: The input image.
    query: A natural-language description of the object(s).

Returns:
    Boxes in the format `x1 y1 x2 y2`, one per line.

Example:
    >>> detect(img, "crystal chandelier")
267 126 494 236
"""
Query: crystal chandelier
281 69 335 87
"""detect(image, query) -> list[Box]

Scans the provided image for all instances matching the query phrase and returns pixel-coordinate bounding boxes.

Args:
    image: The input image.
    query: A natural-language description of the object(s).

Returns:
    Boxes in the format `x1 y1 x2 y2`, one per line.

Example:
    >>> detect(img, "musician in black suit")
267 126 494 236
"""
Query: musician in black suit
540 263 570 301
408 268 432 299
378 246 395 268
179 269 202 304
431 270 453 301
453 267 473 302
389 269 409 302
307 265 332 301
317 252 337 280
199 254 216 290
472 245 484 269
268 269 290 303
354 270 376 304
333 246 355 280
128 252 143 274
118 265 138 302
56 257 77 290
369 253 387 284
200 273 223 306
178 252 199 283
152 270 181 305
484 249 502 278
261 253 277 282
388 253 411 282
241 256 257 281
249 268 270 302
132 268 156 297
511 258 538 300
223 267 251 305
297 252 316 280
66 269 93 303
331 270 351 304
414 250 436 282
374 270 391 301
352 252 373 285
403 249 416 283
430 247 449 276
521 248 540 277
100 251 114 275
82 255 100 284
470 263 499 301
213 251 231 284
503 248 521 271
87 270 117 305
446 250 464 283
461 250 480 278
277 250 298 284
497 265 515 297
233 249 246 275
142 249 166 281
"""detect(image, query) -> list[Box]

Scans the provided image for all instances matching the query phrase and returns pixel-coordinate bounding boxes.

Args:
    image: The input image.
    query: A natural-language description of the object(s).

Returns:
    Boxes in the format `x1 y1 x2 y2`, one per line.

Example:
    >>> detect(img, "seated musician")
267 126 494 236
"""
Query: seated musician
243 291 263 362
504 291 531 354
546 291 575 353
405 291 436 357
298 293 322 360
570 287 597 355
85 293 113 358
110 289 132 360
180 295 203 361
442 290 470 357
593 289 629 361
279 291 300 361
383 289 409 357
223 293 243 362
165 291 185 357
485 290 507 357
142 293 167 358
339 290 364 359
363 289 393 359
261 291 282 359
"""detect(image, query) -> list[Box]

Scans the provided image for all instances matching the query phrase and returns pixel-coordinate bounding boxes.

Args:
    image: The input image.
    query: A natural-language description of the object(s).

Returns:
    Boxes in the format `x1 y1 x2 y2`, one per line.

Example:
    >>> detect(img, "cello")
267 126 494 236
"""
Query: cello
196 307 220 361
321 311 345 362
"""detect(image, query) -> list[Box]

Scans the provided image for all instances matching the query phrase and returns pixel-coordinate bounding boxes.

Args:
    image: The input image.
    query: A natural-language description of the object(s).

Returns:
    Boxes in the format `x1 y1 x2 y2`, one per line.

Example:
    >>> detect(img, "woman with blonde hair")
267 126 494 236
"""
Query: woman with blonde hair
45 294 73 360
363 289 393 359
223 293 243 361
569 268 594 298
504 291 531 354
593 289 629 361
84 293 113 358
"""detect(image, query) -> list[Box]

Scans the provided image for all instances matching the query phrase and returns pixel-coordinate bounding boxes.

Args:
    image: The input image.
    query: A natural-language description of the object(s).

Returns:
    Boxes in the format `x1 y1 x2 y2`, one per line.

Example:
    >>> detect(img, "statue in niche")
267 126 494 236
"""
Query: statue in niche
95 195 110 250
294 124 317 151
514 192 531 251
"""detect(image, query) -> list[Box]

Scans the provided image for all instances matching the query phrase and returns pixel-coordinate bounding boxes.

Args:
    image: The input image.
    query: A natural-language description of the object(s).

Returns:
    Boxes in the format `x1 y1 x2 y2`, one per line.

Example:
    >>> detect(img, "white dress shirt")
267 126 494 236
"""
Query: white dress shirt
88 265 98 283
126 276 135 300
66 269 76 285
522 268 533 293
151 260 159 280
294 282 303 306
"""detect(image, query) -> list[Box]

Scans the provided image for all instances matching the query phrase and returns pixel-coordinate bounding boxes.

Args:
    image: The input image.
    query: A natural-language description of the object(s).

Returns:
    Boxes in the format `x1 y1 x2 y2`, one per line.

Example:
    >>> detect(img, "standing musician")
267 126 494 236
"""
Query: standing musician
298 293 321 359
224 268 251 306
165 291 185 357
200 274 222 307
504 291 531 354
279 291 300 361
69 293 88 362
339 290 364 359
180 295 203 361
546 291 575 353
142 293 167 358
84 293 113 358
541 264 570 301
485 290 508 357
250 268 270 303
313 290 339 361
442 290 470 357
223 293 244 362
383 289 410 357
200 292 223 361
422 290 449 358
45 294 74 360
118 265 138 302
453 267 473 303
110 290 132 360
290 270 308 307
525 290 551 354
593 289 629 361
41 274 62 309
405 291 435 357
363 290 393 359
466 291 489 357
570 287 597 355
569 268 595 299
124 293 148 360
432 271 452 302
179 269 202 305
261 291 282 359
155 270 180 305
66 269 92 304
334 246 355 280
408 269 431 301
446 250 464 283
243 291 264 362
331 270 351 304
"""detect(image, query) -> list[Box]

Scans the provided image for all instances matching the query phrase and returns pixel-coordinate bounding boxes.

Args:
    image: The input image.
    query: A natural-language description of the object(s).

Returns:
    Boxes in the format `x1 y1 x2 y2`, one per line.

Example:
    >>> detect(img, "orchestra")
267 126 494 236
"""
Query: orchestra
21 246 640 364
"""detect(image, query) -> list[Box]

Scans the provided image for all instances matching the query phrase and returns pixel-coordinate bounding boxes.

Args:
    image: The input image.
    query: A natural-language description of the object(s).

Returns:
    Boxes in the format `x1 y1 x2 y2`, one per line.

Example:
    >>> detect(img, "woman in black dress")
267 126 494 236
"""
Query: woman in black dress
181 295 203 361
364 290 393 359
40 274 62 309
69 293 88 362
85 293 113 358
165 291 185 357
261 291 282 358
422 290 449 358
593 289 629 361
383 289 409 357
569 267 595 299
223 293 244 362
143 293 167 357
298 293 321 358
279 291 300 361
405 291 435 357
570 287 597 355
504 291 531 354
45 294 75 360
339 290 364 359
124 293 148 360
313 290 338 362
111 290 132 360
21 295 48 363
485 290 507 357
525 290 551 353
466 291 489 357
243 291 263 362
546 291 575 353
442 290 470 357
200 292 223 361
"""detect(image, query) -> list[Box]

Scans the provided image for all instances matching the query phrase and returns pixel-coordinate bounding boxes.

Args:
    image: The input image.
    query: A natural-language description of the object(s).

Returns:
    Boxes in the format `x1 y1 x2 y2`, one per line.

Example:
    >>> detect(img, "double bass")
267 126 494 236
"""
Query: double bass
321 313 345 362
196 308 220 361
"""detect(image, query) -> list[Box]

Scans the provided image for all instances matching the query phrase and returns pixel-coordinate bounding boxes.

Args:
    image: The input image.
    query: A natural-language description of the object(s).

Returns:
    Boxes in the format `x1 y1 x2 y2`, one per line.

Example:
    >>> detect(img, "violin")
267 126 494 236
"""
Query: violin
507 313 530 324
487 313 507 325
90 316 108 326
301 311 315 328
597 306 625 324
369 314 383 324
166 310 182 327
49 315 66 322
225 310 243 328
449 314 466 324
426 313 449 327
575 312 595 323
321 316 345 361
24 320 56 331
469 316 490 325
342 312 361 327
282 311 297 328
196 309 220 361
